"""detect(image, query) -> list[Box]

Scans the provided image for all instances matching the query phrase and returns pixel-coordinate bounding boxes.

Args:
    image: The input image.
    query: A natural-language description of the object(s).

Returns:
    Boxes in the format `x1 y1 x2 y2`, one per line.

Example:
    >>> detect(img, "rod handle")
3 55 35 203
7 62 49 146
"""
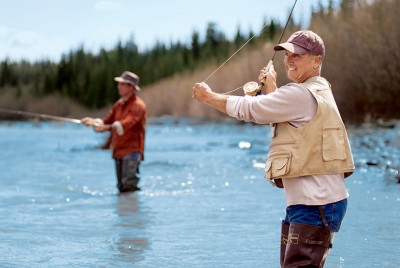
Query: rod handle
257 60 273 92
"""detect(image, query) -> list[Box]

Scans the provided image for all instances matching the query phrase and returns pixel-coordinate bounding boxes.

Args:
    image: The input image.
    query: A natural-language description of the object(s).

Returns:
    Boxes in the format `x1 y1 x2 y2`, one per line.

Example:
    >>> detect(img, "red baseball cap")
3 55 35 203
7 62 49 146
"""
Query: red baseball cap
274 30 325 58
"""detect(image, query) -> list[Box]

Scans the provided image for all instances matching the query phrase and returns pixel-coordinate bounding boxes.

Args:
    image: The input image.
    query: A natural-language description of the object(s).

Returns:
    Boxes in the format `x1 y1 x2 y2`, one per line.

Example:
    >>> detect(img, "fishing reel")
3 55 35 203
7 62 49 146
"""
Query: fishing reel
243 81 261 96
242 60 272 96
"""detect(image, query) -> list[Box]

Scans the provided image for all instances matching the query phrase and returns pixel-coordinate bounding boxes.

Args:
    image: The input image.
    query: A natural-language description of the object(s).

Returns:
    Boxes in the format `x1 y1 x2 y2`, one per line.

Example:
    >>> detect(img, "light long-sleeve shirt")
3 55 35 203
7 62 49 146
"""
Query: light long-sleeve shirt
226 79 349 207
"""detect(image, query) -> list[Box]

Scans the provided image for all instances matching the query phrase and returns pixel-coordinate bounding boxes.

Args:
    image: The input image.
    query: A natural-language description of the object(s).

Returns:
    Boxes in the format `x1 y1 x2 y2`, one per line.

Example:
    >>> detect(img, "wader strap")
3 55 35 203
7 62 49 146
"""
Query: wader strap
299 237 332 248
318 206 329 228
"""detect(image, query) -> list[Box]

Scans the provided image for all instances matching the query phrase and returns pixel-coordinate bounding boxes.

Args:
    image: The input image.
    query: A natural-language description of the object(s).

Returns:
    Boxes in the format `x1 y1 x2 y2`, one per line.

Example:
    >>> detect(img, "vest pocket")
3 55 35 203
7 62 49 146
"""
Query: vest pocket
265 151 292 178
322 126 347 161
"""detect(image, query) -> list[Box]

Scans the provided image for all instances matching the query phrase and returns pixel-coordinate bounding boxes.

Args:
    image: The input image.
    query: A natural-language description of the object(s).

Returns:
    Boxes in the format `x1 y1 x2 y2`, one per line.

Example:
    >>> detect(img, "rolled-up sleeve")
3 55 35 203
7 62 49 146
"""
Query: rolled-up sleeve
226 84 317 125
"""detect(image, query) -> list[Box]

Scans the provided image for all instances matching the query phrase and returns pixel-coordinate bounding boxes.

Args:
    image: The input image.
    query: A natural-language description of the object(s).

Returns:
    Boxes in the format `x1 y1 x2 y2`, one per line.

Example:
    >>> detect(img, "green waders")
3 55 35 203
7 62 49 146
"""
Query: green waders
116 158 141 193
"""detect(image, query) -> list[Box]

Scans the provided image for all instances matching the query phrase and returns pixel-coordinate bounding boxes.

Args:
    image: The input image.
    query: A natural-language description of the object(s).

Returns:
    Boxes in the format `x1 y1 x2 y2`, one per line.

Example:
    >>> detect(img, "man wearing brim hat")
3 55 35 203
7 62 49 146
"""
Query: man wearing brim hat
82 70 147 193
114 71 142 91
193 30 354 266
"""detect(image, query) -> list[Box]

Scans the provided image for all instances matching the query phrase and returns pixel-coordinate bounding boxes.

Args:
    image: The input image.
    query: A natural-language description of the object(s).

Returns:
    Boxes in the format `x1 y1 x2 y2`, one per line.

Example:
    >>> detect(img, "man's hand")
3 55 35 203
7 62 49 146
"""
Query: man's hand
94 124 111 132
192 82 213 103
81 117 107 132
258 61 277 94
192 82 228 114
81 117 95 126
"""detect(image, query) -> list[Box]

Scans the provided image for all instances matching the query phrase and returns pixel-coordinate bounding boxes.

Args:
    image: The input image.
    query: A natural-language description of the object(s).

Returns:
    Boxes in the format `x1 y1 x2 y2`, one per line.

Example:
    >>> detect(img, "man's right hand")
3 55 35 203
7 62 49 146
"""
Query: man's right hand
192 82 213 103
81 117 95 126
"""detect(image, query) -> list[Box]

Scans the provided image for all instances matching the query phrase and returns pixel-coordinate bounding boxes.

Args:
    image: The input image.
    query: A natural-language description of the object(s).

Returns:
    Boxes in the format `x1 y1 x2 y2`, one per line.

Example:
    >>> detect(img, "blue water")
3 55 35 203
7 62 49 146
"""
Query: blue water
0 118 399 267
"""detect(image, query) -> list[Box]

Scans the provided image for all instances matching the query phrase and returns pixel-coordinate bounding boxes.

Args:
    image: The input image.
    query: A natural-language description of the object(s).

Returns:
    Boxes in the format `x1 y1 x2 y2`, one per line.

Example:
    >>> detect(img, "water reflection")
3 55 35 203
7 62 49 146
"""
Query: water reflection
114 193 149 264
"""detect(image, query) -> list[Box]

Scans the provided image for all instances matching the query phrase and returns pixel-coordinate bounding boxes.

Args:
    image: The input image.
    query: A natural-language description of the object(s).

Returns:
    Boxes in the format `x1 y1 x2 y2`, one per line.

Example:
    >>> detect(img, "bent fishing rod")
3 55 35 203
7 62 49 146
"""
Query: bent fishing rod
0 107 82 124
203 0 298 96
252 0 298 95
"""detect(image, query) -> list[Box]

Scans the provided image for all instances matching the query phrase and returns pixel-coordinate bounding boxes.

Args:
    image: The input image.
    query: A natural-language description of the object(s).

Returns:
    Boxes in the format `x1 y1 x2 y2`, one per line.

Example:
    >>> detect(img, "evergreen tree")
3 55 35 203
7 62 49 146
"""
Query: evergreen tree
234 27 245 48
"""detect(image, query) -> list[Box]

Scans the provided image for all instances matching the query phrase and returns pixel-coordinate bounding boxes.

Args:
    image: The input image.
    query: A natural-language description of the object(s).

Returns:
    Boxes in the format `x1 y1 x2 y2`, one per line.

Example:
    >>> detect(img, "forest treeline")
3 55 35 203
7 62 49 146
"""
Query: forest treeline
0 0 398 123
0 15 282 109
310 0 399 122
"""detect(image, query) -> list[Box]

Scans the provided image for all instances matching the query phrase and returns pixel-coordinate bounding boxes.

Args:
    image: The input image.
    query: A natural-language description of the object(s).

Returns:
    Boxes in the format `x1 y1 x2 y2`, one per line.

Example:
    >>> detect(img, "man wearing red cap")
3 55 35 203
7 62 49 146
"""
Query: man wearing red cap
82 71 147 193
193 30 354 267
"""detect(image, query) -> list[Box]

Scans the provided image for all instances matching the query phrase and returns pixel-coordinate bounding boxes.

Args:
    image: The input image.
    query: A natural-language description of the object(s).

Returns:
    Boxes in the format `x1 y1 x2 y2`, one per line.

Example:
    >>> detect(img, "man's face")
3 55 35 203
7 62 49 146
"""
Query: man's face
117 82 135 98
284 51 321 83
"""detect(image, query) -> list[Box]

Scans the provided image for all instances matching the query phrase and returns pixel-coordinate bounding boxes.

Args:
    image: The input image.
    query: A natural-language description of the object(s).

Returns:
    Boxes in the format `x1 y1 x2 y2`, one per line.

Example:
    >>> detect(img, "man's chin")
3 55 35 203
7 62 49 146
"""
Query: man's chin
286 73 296 82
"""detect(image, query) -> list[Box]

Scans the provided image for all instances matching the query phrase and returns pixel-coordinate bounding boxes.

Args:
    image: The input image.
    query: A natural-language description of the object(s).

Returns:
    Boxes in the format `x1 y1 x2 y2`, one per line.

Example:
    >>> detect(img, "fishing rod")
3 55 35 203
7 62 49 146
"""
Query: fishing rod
203 0 297 88
206 0 298 96
243 0 298 96
0 108 82 124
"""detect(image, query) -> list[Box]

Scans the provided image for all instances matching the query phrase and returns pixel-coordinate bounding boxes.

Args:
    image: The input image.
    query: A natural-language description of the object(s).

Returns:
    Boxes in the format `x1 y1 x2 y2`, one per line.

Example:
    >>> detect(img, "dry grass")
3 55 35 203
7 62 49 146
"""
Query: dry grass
310 0 399 121
0 87 106 120
2 0 397 123
139 41 291 118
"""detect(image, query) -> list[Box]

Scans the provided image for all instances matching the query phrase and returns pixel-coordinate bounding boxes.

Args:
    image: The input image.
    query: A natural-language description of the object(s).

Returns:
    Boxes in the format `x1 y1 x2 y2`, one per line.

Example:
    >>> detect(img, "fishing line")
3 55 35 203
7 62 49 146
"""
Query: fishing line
203 0 298 95
0 108 82 124
202 33 259 83
221 85 244 95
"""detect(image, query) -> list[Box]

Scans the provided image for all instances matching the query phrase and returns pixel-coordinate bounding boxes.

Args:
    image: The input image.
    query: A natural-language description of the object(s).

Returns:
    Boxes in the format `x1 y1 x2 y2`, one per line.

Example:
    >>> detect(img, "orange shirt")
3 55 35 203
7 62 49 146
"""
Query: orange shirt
103 94 147 160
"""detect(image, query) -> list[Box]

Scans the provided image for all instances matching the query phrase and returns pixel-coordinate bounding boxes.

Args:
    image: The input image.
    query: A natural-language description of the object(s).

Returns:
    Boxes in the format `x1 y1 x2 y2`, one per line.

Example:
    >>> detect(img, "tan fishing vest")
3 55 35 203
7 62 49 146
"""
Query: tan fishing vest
264 76 354 187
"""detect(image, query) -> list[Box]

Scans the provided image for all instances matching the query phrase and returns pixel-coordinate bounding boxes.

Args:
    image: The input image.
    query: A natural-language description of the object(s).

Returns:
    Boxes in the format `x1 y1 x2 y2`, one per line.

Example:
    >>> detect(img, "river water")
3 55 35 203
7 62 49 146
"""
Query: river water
0 117 399 268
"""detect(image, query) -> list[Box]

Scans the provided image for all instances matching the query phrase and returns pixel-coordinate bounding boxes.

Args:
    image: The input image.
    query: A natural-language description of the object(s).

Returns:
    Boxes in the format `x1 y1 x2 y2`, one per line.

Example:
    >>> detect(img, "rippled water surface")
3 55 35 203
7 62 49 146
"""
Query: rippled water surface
0 118 399 267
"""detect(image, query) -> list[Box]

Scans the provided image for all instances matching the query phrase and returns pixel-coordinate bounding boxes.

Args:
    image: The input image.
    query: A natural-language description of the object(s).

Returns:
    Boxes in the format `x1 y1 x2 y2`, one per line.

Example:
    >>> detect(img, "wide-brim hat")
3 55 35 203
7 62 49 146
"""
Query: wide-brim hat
114 71 141 91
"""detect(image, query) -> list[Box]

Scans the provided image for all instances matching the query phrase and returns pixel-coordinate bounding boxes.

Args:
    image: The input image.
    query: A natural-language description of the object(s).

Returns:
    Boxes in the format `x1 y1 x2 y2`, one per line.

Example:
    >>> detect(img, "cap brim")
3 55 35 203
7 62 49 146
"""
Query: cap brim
274 42 309 55
114 77 140 91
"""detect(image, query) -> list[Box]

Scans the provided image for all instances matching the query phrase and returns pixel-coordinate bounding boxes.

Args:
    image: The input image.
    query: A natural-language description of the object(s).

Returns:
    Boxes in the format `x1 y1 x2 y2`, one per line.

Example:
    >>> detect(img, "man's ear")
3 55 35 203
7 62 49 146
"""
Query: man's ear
313 55 322 69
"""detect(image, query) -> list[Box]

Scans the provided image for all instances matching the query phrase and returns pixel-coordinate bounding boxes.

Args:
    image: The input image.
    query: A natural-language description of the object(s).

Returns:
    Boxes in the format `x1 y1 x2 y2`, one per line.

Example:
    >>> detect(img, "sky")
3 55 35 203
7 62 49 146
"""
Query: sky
0 0 337 62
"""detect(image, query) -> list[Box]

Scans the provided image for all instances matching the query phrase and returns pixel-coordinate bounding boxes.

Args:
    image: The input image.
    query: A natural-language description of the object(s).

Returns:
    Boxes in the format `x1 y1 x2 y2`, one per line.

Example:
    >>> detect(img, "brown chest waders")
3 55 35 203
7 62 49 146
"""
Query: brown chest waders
280 206 333 268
